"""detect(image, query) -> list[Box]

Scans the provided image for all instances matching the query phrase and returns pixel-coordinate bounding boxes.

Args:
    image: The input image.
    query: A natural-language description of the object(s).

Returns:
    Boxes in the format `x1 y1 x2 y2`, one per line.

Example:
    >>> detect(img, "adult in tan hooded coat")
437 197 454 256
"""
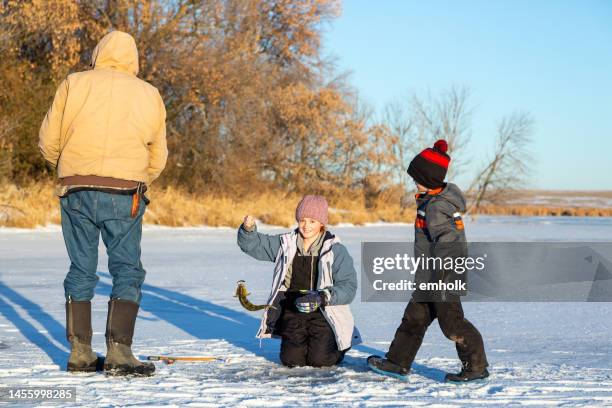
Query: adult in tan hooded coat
39 30 167 376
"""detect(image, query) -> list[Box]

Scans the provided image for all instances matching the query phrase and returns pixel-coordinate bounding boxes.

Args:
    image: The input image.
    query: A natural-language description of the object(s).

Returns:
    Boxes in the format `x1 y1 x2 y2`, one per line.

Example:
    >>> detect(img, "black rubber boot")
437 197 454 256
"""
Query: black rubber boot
66 300 104 372
367 355 410 380
445 361 490 382
104 299 155 376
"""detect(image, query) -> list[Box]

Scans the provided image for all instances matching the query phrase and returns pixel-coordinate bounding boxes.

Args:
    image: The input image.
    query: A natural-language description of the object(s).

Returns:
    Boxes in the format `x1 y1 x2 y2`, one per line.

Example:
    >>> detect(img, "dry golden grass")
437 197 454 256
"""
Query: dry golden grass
0 181 410 228
145 184 412 227
1 181 611 229
0 182 60 228
144 187 302 227
471 204 612 217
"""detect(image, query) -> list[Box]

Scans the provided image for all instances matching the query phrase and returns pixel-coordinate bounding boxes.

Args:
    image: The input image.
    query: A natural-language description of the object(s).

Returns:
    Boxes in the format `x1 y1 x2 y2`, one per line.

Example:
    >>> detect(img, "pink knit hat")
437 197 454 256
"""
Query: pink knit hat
295 195 329 225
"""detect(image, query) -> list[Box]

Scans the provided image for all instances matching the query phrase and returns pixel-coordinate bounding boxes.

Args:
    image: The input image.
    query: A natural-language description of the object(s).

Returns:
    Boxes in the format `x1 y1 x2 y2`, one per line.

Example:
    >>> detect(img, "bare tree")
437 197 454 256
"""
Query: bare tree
384 86 472 176
382 97 414 185
0 118 15 182
410 85 472 178
382 85 473 208
466 112 534 214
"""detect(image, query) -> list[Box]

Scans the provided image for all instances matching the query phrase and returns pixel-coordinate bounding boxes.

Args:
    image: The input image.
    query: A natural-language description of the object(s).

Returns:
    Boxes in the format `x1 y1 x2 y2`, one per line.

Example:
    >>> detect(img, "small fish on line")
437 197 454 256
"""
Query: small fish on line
234 280 276 312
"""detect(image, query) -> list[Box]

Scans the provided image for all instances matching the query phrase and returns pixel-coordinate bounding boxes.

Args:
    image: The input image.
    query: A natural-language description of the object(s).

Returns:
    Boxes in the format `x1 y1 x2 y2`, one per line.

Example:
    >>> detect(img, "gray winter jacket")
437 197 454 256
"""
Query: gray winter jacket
413 182 468 299
237 225 361 350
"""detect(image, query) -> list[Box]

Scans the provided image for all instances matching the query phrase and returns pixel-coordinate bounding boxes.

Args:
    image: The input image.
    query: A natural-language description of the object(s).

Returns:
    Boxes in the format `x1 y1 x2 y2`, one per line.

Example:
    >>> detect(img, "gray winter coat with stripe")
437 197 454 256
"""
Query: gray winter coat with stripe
413 182 469 300
237 225 361 350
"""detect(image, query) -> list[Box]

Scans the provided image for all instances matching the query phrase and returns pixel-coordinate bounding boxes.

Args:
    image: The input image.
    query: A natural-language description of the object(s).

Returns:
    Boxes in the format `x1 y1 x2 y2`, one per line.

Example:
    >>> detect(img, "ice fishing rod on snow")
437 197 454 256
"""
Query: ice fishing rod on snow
147 355 227 364
146 281 271 365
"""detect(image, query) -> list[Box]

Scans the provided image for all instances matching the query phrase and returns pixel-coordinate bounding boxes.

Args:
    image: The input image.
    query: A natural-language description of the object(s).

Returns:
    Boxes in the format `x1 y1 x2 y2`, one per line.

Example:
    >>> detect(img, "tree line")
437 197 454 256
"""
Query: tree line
0 0 532 211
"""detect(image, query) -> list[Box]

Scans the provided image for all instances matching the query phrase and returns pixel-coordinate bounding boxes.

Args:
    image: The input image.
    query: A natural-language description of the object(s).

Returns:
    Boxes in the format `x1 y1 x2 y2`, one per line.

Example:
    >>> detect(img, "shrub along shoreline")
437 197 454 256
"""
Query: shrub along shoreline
1 182 611 229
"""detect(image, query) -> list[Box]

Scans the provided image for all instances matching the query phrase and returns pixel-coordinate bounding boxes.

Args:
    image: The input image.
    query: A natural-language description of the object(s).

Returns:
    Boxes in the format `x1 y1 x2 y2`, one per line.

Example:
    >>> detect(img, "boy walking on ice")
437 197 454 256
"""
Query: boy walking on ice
367 140 489 382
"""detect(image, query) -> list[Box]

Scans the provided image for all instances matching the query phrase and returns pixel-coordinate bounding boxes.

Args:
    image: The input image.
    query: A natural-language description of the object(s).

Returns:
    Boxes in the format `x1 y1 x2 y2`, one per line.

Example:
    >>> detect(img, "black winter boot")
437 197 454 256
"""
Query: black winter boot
104 299 155 376
66 300 104 372
445 361 489 382
367 355 410 380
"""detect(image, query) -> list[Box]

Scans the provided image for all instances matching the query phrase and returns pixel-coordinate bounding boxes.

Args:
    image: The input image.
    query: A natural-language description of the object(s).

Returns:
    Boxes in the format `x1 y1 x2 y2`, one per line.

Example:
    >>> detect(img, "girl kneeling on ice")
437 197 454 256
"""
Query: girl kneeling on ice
237 195 361 367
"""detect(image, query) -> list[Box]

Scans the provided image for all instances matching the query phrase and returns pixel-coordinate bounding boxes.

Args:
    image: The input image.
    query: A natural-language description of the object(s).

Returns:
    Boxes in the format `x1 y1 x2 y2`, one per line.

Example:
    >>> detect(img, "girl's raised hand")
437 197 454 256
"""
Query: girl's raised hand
243 215 255 229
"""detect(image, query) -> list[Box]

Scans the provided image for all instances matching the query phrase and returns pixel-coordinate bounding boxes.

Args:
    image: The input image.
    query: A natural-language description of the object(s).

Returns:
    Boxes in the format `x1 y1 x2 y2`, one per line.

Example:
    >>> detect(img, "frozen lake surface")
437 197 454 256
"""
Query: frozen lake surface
1 216 611 406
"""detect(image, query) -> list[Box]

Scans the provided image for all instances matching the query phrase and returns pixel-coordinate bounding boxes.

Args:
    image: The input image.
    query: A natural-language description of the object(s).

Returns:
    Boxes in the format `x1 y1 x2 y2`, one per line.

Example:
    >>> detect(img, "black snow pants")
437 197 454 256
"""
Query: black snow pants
386 298 488 370
278 298 345 368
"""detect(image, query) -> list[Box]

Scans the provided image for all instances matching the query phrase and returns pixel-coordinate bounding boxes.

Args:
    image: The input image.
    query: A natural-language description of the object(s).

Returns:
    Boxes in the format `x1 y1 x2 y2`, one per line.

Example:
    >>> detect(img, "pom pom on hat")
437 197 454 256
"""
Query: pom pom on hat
433 139 448 154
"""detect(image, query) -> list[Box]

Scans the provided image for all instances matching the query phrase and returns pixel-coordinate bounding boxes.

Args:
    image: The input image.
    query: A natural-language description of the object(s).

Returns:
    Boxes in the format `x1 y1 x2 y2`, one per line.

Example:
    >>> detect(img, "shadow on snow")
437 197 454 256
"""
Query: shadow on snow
0 274 445 381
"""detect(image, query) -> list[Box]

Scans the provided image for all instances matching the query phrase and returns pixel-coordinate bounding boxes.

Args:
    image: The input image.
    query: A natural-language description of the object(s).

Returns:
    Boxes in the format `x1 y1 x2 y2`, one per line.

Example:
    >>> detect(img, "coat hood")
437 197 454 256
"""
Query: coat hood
438 183 467 212
90 31 139 75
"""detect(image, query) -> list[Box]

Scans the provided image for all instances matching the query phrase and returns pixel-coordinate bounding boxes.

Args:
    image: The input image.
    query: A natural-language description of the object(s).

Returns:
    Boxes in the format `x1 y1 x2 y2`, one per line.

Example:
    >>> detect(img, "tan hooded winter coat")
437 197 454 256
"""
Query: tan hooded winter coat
39 31 167 184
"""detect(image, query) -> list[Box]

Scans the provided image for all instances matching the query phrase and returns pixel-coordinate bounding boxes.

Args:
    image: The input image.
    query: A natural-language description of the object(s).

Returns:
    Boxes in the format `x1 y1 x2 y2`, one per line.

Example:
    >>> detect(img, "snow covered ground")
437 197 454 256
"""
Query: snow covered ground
1 216 612 406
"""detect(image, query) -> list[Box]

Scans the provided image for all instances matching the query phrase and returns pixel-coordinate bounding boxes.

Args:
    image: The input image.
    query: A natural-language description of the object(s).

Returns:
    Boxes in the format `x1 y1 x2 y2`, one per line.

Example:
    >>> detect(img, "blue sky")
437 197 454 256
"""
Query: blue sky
323 0 612 190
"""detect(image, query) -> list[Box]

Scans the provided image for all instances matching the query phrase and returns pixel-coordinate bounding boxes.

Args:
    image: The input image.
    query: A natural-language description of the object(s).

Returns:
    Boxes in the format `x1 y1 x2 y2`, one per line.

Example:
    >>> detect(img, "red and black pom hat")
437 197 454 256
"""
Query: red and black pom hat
407 139 450 189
